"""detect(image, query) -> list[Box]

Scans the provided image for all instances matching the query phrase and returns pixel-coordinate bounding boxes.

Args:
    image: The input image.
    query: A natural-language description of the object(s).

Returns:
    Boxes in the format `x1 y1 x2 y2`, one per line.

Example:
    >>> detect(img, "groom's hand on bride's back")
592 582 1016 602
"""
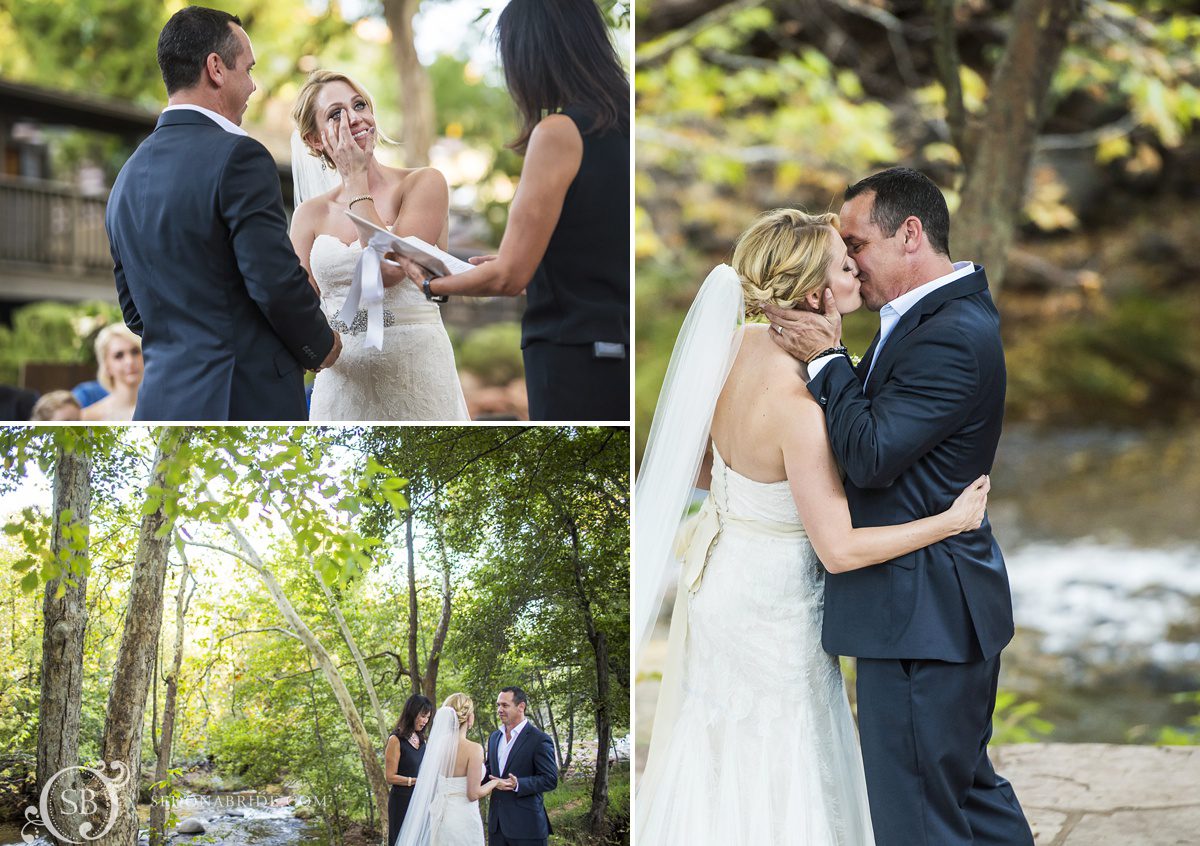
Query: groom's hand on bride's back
764 289 842 363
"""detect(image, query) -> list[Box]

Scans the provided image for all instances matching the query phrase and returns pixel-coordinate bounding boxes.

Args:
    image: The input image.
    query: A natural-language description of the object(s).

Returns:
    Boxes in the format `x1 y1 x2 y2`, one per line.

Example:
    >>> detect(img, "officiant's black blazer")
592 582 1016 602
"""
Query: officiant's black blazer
485 722 557 843
807 266 1014 662
105 110 334 420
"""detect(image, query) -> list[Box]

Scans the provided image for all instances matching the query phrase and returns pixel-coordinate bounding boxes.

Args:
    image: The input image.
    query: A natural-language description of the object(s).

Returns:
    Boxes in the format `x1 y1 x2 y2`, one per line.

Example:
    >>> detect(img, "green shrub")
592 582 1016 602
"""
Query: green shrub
458 322 524 385
0 300 121 384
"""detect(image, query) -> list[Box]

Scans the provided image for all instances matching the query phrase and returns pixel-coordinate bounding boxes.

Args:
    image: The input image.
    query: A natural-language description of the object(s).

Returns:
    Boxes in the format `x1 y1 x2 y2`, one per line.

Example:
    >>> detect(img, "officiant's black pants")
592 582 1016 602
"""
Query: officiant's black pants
523 341 628 422
855 654 1034 846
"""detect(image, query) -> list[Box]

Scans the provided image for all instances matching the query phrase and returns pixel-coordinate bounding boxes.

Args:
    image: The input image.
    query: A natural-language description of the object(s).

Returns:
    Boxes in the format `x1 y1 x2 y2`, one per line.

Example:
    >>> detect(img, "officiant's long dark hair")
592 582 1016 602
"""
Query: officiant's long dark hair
393 694 434 742
496 0 629 154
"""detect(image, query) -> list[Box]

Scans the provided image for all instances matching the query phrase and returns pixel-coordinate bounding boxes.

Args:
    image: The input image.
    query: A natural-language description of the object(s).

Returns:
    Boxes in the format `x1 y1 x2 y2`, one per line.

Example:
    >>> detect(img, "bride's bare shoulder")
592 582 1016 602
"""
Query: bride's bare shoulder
292 193 335 234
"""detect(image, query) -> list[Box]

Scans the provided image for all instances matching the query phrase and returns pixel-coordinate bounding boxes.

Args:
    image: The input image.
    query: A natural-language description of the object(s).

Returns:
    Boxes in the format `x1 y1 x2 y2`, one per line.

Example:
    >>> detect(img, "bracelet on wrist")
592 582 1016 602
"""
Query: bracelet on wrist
806 344 850 365
423 277 449 303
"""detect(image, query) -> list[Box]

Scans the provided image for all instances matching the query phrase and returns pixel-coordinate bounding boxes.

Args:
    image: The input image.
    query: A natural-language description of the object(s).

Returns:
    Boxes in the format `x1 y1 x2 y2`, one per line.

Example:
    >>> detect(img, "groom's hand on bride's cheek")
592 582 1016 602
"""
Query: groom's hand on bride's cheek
764 296 841 362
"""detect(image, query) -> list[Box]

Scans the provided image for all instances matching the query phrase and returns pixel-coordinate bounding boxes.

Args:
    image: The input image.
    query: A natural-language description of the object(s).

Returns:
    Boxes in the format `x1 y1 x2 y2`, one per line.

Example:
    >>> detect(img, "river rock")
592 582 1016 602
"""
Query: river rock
175 817 208 834
994 743 1200 844
225 807 246 817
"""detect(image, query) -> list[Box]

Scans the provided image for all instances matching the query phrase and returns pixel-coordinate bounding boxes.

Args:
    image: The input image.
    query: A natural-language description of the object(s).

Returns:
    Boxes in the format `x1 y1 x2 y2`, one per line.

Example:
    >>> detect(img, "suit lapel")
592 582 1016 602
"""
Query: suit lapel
864 266 987 394
488 730 501 777
857 332 880 385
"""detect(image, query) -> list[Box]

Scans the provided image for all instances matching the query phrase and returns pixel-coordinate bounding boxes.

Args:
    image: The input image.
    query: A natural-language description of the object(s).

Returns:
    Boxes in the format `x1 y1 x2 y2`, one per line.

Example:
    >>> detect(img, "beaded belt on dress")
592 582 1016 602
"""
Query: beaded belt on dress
329 306 441 334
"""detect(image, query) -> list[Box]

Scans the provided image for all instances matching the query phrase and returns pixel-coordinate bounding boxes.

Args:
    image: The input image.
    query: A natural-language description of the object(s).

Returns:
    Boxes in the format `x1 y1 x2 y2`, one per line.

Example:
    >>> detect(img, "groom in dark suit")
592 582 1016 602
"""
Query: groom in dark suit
767 168 1034 846
484 687 557 846
106 6 339 421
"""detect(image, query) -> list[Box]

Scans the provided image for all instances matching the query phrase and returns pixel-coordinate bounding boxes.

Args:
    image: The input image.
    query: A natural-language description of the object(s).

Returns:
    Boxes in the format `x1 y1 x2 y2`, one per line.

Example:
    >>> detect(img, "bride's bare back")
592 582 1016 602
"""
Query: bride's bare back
709 324 826 483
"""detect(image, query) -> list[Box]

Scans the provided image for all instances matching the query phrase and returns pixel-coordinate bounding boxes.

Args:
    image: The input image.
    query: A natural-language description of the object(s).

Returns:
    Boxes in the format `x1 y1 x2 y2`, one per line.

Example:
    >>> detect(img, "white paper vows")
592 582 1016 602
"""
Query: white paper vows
345 211 473 277
335 212 471 351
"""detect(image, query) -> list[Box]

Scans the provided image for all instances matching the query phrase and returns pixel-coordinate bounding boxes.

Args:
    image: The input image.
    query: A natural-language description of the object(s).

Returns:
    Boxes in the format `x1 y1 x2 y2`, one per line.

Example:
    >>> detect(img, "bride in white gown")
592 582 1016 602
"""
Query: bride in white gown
289 70 469 421
396 694 500 846
635 209 990 845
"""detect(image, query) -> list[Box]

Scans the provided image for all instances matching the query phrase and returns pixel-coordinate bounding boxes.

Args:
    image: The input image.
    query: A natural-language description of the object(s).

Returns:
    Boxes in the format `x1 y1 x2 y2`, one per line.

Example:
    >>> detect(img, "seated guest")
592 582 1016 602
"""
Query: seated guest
82 324 144 421
71 380 108 409
31 390 83 421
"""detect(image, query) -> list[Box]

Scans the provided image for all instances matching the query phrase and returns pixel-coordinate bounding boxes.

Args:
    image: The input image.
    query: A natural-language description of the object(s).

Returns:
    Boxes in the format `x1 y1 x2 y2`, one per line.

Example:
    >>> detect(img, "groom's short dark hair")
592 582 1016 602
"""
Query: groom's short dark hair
157 6 244 94
845 167 951 258
501 686 528 709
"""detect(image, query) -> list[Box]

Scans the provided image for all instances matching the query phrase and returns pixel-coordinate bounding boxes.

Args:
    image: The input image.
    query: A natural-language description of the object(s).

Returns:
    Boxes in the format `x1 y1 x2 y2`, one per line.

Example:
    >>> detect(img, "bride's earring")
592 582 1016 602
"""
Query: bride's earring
321 158 327 172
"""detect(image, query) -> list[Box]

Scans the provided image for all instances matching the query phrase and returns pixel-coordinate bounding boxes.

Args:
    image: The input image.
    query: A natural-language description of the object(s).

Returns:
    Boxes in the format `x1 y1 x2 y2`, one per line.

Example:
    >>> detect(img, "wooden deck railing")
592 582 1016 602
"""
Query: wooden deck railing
0 174 112 272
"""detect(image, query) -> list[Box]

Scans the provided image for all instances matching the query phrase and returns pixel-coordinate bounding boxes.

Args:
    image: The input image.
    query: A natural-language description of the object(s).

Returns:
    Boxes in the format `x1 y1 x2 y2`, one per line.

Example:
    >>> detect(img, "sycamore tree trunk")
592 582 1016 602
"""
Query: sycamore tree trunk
276 494 389 748
535 668 563 767
96 427 191 846
382 0 435 166
950 0 1082 290
405 513 422 695
567 517 611 836
216 519 390 829
402 504 454 701
148 552 192 846
37 439 92 846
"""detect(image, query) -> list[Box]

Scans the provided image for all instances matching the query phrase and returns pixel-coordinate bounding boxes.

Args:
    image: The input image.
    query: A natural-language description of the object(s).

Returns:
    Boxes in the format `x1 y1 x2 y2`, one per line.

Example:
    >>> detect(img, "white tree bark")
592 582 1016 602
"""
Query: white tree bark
38 439 92 846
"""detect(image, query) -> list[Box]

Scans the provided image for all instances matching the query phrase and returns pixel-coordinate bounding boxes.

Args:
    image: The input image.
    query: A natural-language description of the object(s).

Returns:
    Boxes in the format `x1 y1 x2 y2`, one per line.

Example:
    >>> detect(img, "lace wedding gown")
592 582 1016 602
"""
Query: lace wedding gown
428 776 483 846
307 234 470 421
638 445 876 845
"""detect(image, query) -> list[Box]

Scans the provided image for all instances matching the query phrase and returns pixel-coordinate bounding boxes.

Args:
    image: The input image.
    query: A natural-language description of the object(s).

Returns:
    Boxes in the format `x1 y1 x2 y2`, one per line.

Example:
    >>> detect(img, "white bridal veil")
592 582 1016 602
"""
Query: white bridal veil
289 130 340 211
634 264 745 831
394 705 459 846
634 263 745 655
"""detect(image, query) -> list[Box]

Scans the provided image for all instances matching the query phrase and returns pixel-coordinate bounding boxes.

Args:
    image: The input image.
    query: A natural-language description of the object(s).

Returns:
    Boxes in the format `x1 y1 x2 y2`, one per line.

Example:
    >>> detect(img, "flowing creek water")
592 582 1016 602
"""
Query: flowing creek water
988 424 1200 741
1 792 331 846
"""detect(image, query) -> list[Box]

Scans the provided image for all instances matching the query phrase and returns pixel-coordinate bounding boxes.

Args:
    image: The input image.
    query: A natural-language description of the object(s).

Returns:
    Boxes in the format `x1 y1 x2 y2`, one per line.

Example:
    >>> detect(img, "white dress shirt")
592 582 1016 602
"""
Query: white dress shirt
162 103 248 136
809 260 976 380
498 717 528 776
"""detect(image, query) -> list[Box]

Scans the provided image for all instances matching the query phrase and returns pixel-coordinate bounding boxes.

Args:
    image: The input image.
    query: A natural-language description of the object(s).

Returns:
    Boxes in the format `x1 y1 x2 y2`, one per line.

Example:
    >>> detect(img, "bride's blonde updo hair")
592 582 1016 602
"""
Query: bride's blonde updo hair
732 208 841 317
443 693 474 728
291 69 396 170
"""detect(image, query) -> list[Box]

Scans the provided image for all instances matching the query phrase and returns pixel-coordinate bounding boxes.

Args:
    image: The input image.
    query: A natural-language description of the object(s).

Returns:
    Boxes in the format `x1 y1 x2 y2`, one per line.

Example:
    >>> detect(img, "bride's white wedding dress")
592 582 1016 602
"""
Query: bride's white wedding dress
307 234 470 421
638 444 876 845
427 776 483 846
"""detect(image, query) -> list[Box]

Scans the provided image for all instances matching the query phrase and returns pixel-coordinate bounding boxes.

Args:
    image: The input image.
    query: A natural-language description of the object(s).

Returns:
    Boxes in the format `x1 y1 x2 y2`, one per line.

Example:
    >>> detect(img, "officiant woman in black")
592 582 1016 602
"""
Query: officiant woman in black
384 693 433 846
404 0 629 421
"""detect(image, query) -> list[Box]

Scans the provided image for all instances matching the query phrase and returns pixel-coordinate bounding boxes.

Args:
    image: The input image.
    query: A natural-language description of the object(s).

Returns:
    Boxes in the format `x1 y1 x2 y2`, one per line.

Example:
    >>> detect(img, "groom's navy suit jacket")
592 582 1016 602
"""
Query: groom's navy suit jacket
485 722 557 842
808 266 1014 662
105 110 334 420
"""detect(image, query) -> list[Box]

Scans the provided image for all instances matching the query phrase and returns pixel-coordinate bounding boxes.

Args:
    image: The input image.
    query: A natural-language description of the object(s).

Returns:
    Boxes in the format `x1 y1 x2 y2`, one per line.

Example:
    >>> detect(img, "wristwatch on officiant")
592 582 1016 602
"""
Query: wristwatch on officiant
422 277 448 303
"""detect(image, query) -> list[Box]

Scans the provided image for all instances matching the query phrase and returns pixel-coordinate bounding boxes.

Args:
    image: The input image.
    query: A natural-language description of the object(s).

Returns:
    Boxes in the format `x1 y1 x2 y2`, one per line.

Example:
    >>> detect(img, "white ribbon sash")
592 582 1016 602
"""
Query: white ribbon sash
336 229 395 351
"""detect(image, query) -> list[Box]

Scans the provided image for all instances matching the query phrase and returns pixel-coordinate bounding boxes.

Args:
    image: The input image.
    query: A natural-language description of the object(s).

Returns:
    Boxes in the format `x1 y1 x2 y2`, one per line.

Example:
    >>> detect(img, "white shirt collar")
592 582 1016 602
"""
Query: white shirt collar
503 718 529 740
162 104 248 136
881 260 975 320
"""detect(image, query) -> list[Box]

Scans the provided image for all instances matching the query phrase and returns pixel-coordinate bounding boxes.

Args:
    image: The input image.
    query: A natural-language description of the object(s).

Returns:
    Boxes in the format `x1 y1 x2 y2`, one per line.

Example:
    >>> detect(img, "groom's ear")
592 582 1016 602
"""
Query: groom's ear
900 216 923 253
202 52 226 89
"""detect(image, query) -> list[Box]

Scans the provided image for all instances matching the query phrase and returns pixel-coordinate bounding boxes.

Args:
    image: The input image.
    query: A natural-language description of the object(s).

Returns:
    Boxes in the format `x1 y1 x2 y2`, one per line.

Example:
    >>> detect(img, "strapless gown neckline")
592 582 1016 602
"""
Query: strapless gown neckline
306 233 469 422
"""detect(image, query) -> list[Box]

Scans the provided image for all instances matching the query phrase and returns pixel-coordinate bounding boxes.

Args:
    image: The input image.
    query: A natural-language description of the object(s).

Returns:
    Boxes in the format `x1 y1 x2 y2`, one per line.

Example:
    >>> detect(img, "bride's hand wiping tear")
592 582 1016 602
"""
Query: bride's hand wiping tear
322 111 372 180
